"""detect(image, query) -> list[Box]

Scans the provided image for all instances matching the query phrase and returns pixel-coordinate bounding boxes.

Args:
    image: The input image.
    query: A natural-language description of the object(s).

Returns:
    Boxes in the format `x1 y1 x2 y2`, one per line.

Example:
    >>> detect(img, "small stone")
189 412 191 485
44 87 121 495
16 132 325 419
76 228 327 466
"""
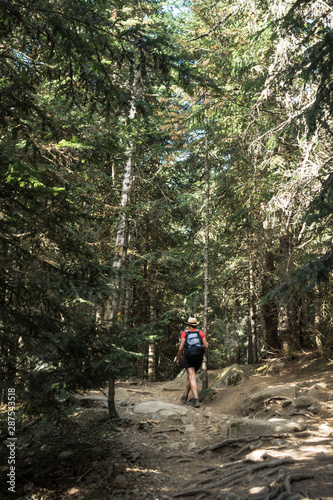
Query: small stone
185 424 196 433
271 439 286 446
58 451 74 460
168 442 181 451
292 396 317 409
113 462 126 474
113 474 128 488
309 404 320 414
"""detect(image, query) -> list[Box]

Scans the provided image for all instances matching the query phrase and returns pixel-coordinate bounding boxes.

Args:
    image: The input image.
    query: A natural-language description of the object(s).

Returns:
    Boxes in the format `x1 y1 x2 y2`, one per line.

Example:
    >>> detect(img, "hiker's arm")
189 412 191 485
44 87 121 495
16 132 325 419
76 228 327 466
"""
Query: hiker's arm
202 337 209 349
177 338 186 365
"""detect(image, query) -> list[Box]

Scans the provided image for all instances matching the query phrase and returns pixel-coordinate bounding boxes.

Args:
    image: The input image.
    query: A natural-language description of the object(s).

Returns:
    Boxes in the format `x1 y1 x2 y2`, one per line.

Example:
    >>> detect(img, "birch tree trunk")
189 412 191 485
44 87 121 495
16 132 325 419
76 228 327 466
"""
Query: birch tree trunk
148 257 157 382
202 134 209 392
110 75 138 321
314 286 324 355
106 70 139 418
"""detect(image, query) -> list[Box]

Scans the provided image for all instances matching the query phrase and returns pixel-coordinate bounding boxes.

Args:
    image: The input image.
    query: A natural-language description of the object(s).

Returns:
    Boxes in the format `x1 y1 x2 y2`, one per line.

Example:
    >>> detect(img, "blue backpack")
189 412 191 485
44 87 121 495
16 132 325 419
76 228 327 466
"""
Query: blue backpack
185 330 204 360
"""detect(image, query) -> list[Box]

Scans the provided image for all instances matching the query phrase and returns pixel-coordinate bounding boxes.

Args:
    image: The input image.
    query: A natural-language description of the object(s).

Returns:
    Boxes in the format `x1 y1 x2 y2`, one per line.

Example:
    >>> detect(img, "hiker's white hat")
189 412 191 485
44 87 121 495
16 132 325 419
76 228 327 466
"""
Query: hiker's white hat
186 317 199 326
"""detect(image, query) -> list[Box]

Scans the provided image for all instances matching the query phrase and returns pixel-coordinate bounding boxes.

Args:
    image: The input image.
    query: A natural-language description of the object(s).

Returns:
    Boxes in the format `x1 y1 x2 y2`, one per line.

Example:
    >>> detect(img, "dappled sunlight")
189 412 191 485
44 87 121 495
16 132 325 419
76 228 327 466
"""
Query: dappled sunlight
249 486 267 495
2 364 332 499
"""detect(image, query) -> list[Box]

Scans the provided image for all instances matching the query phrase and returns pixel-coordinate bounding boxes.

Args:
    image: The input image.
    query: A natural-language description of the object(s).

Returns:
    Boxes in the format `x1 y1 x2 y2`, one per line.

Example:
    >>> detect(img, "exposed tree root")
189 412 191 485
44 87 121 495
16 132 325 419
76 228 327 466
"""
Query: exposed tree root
172 488 213 497
196 493 212 500
167 453 195 460
250 472 314 500
173 458 295 498
283 473 313 493
196 436 282 454
229 443 252 459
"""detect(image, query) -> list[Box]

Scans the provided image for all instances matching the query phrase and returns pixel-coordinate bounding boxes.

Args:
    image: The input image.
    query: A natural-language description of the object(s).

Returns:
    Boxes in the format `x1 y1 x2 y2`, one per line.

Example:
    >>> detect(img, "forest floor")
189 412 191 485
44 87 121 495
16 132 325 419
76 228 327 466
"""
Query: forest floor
1 356 333 499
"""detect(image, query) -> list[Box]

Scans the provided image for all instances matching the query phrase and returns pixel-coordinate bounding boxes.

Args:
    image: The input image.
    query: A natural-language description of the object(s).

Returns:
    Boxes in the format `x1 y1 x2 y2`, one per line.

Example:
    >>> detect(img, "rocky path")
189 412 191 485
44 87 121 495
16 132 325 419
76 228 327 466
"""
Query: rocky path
78 365 333 500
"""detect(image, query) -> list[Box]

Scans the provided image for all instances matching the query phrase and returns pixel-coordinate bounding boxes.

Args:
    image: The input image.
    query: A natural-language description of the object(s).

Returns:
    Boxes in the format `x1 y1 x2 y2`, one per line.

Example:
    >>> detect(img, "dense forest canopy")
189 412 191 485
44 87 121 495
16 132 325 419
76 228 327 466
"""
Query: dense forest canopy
1 0 332 414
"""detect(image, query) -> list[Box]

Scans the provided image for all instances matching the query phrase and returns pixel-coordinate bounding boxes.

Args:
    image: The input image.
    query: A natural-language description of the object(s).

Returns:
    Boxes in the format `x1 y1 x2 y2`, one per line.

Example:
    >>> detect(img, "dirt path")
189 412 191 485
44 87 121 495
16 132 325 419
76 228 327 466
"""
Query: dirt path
9 363 332 500
74 364 333 500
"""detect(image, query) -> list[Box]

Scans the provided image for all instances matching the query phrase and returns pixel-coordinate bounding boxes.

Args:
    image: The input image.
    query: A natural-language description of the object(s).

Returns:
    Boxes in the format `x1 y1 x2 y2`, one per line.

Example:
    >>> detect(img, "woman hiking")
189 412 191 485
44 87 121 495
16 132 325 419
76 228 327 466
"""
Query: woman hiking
176 317 209 408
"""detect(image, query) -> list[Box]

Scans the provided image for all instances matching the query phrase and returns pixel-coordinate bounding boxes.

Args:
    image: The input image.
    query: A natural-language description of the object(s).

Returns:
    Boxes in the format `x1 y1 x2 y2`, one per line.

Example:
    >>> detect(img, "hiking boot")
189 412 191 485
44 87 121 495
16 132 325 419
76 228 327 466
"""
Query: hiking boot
180 395 188 404
192 398 200 408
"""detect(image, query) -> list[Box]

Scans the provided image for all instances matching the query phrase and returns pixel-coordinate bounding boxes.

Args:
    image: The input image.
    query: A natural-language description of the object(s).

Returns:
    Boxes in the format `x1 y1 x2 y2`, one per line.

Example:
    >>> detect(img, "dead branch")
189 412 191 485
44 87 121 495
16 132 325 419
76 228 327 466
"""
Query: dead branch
126 388 153 395
154 427 184 434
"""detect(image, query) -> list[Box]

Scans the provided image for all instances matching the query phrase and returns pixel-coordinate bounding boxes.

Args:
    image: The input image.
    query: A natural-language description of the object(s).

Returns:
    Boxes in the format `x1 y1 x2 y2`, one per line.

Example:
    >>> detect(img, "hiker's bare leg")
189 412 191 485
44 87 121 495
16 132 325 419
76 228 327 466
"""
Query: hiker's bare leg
187 367 199 399
184 373 191 398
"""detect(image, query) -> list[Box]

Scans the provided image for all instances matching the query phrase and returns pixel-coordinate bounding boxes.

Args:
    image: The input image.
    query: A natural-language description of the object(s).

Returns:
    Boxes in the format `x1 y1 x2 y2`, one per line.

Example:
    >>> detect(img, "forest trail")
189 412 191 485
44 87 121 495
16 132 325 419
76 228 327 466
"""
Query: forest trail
72 361 333 500
8 361 333 500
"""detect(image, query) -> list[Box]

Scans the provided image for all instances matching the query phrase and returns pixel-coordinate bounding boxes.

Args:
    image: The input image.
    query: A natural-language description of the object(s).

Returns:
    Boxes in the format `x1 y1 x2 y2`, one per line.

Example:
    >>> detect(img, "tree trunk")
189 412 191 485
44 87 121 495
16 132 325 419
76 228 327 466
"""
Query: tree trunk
202 134 209 392
148 256 157 382
278 227 294 350
137 345 146 380
260 250 280 352
224 290 230 363
106 70 139 417
248 264 257 363
247 316 254 364
314 286 324 355
108 377 118 419
148 343 156 382
298 293 308 347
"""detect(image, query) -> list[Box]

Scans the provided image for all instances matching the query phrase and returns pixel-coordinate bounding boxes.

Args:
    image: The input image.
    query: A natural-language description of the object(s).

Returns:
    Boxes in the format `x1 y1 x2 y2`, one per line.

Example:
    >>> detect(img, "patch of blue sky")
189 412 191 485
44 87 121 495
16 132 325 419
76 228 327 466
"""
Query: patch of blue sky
162 0 190 16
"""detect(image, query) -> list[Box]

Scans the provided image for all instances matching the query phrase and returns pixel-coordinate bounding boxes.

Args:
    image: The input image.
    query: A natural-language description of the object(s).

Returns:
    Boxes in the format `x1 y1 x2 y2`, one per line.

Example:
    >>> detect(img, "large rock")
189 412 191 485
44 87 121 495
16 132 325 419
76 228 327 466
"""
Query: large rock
162 365 248 392
133 400 189 417
228 417 304 438
256 362 285 376
162 369 188 391
241 384 297 415
162 369 218 391
211 364 248 388
307 384 328 401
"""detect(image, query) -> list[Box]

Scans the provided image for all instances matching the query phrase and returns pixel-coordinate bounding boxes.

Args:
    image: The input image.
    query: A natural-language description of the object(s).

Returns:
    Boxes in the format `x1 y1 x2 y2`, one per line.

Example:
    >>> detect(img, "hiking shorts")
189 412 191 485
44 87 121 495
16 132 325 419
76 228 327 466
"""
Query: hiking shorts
183 353 203 372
